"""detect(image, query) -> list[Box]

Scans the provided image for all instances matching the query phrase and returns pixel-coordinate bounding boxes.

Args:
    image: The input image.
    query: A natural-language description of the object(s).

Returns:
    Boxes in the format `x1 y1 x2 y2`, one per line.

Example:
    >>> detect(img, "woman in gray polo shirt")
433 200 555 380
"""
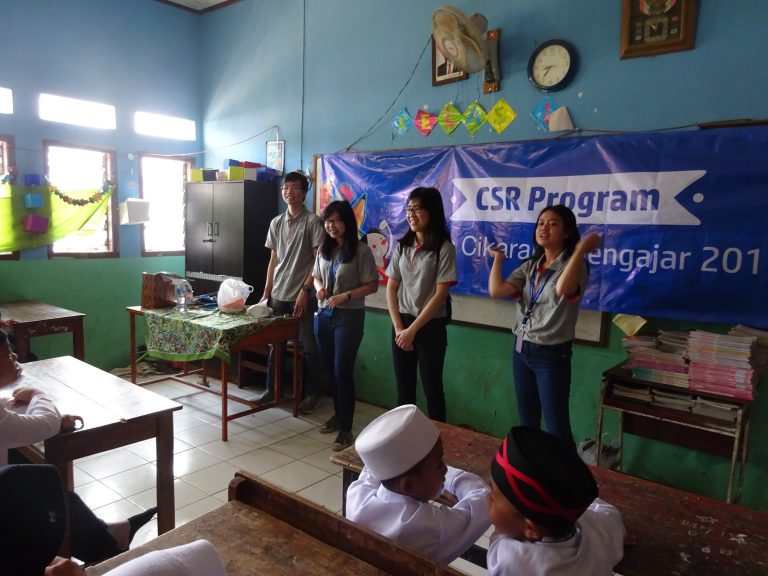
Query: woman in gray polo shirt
488 205 601 448
313 201 379 451
386 187 457 422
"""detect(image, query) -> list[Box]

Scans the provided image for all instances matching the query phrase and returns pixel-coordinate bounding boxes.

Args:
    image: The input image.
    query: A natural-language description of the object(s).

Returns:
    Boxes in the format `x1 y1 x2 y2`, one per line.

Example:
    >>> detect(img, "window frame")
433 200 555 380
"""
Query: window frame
139 152 193 257
0 134 20 260
43 139 119 259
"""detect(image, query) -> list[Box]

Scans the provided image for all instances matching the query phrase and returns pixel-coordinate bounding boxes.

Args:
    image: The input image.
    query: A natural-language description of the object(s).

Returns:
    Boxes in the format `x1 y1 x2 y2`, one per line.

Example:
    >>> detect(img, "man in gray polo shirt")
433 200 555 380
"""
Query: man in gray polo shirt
258 171 325 413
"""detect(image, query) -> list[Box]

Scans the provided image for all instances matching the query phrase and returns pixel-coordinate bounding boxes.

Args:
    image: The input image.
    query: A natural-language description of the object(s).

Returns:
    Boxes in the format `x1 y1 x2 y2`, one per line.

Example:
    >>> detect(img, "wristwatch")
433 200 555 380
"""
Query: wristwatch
301 285 312 293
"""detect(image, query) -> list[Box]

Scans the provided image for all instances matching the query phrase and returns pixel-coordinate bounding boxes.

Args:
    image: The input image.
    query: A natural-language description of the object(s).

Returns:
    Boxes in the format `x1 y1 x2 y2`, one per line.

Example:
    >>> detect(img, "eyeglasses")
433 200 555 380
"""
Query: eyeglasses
324 218 342 226
281 184 303 192
405 206 424 215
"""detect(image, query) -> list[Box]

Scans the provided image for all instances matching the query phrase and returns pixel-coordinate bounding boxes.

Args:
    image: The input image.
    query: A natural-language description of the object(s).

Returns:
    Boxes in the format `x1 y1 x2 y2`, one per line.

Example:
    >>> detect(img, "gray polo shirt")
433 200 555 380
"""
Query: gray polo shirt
506 252 588 345
265 208 325 301
313 242 378 310
386 240 457 318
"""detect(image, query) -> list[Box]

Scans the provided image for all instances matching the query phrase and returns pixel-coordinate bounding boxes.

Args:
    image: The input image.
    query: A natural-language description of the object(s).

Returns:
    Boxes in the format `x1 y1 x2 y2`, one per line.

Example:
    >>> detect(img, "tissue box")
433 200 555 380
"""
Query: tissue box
24 173 43 186
23 214 49 233
24 193 44 209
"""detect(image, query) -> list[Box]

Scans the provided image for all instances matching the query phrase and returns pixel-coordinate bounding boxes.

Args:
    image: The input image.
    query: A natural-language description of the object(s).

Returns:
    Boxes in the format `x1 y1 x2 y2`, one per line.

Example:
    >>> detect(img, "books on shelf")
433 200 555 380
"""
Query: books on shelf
688 329 762 400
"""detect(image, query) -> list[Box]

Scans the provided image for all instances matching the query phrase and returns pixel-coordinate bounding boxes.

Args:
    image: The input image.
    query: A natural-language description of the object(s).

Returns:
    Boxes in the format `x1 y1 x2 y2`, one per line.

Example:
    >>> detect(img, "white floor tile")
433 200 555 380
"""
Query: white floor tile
197 436 260 460
172 447 223 477
92 497 145 524
228 446 294 476
236 421 298 446
181 461 240 494
75 480 124 510
100 463 159 498
76 450 149 480
269 433 329 460
174 423 225 446
73 465 96 487
299 445 344 474
260 460 332 493
296 475 343 512
175 496 223 526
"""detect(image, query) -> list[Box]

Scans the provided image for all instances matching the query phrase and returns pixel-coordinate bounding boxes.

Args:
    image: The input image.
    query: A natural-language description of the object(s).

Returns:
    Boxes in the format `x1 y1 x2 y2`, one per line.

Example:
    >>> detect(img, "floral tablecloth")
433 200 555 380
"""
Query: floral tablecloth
144 308 280 364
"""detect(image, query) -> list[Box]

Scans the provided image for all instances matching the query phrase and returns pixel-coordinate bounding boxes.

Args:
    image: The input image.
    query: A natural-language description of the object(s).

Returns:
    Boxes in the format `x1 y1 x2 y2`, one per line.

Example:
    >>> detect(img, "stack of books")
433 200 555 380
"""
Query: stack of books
688 330 759 400
624 331 690 387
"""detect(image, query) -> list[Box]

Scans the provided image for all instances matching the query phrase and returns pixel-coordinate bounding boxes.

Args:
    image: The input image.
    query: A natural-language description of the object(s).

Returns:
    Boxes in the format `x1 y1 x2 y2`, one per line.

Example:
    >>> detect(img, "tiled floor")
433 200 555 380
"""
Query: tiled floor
74 374 489 575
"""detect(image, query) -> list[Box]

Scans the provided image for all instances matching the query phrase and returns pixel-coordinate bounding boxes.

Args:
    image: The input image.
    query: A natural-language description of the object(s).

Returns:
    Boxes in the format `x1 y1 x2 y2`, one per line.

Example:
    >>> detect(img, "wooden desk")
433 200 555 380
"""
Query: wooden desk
127 306 300 441
87 471 464 576
11 356 182 535
331 421 768 576
597 362 751 503
0 300 85 362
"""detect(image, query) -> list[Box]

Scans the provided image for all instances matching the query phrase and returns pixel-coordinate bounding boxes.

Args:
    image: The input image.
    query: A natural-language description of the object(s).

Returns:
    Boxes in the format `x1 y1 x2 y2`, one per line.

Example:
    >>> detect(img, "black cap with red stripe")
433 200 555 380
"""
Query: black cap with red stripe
491 426 598 530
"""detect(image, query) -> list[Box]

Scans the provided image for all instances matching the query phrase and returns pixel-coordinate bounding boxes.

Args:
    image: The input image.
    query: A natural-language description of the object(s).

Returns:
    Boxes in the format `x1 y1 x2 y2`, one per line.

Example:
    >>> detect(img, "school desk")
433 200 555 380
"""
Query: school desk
11 356 181 535
0 300 85 362
331 421 768 576
127 306 300 440
86 470 465 576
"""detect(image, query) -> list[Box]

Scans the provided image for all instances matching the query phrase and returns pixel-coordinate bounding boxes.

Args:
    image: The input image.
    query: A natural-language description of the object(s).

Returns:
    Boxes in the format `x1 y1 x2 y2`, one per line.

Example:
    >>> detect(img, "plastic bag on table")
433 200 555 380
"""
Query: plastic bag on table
217 278 253 313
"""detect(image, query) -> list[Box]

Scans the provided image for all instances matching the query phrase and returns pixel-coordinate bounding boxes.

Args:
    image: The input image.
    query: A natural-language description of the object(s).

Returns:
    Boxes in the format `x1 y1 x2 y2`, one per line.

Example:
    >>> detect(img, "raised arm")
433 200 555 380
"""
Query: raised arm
488 247 522 299
556 232 602 297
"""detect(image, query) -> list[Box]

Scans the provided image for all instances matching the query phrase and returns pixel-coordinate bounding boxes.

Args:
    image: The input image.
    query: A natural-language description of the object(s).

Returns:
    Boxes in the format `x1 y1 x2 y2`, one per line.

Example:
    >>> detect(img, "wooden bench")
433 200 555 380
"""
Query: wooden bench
331 421 768 576
87 471 465 576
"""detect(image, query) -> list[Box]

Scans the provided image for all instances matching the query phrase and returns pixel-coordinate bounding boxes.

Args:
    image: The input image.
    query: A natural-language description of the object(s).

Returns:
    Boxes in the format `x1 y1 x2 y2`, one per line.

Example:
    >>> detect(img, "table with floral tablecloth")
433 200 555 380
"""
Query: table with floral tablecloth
143 308 281 364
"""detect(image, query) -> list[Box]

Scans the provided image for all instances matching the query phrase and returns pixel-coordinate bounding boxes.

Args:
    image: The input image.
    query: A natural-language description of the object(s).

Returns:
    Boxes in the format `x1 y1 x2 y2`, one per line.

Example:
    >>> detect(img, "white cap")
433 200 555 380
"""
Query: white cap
355 404 440 481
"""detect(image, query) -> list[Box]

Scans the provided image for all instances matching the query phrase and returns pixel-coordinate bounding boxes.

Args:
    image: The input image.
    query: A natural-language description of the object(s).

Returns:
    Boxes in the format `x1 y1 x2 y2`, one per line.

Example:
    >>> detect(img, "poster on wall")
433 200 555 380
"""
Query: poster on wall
319 126 768 328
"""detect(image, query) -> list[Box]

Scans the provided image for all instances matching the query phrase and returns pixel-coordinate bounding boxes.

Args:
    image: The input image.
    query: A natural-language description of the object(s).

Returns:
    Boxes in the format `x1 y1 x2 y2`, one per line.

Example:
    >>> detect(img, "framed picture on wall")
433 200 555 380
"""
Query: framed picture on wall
620 0 698 59
432 38 468 86
266 140 284 175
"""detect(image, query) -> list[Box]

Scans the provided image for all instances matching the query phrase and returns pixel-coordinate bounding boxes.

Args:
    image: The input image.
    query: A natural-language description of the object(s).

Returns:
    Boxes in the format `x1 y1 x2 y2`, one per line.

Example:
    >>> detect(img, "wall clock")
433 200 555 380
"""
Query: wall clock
527 40 578 92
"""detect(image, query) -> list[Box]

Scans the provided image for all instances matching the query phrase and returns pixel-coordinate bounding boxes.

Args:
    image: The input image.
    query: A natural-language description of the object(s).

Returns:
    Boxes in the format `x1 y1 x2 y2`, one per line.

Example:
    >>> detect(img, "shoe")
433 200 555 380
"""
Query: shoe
319 415 340 434
332 430 354 452
255 390 274 404
299 394 320 415
128 506 157 543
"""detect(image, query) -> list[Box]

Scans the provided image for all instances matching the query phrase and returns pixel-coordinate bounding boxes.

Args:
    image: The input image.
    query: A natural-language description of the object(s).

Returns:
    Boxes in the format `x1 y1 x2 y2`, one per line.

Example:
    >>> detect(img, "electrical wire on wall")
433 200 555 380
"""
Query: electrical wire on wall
343 35 432 152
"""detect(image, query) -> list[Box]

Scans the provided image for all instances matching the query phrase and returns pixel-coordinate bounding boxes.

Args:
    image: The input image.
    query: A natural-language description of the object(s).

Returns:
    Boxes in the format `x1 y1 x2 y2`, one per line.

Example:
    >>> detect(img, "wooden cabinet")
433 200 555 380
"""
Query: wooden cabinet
185 180 279 300
596 362 751 503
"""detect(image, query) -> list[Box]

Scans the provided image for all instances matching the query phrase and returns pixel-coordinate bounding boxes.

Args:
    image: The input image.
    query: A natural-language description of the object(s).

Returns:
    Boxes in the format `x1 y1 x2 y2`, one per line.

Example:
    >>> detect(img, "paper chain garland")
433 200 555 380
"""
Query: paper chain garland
52 181 113 206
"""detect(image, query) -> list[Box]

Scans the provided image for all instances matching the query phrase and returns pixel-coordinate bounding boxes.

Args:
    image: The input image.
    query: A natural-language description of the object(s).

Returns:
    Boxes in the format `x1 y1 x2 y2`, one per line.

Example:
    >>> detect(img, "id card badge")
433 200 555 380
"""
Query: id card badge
514 326 524 353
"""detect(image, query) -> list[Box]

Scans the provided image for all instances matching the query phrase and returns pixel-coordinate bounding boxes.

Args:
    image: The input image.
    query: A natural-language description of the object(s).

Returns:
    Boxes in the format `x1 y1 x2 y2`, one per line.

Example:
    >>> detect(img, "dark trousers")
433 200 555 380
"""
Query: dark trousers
314 308 365 432
266 297 322 396
67 491 122 562
391 314 447 422
512 339 575 449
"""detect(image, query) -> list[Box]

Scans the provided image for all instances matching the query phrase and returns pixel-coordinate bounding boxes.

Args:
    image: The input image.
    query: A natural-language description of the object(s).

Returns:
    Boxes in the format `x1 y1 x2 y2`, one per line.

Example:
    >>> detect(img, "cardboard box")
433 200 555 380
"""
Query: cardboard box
228 166 257 181
24 193 44 209
23 214 49 234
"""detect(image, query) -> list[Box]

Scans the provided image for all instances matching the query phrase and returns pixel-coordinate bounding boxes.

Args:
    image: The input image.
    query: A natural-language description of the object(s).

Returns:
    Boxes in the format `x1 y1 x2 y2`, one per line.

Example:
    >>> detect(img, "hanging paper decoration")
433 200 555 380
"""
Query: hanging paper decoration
487 98 517 134
462 101 487 136
53 183 110 206
24 173 43 186
530 95 561 131
438 103 463 135
414 109 438 137
23 214 49 234
392 108 413 137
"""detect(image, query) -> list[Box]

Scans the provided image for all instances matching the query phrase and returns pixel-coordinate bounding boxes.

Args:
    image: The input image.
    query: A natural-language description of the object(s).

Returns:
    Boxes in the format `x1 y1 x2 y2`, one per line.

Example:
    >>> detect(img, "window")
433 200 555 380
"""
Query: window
45 142 118 257
140 154 191 255
0 135 19 260
0 87 12 115
39 93 116 130
134 111 196 141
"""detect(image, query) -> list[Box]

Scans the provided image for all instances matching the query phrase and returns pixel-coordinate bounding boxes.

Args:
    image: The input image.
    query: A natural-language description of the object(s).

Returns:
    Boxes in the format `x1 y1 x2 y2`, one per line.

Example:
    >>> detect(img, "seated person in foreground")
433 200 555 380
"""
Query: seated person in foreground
0 330 156 563
487 426 625 576
346 404 491 563
0 464 227 576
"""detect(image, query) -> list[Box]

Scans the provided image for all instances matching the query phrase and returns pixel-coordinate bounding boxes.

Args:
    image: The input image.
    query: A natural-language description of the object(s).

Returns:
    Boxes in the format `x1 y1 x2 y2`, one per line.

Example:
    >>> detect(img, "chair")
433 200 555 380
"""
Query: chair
237 339 304 398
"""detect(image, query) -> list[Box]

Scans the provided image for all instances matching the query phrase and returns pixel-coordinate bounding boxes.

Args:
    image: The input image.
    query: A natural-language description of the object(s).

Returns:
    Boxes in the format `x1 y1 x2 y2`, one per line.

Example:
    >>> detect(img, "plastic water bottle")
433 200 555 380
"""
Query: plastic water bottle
175 280 193 312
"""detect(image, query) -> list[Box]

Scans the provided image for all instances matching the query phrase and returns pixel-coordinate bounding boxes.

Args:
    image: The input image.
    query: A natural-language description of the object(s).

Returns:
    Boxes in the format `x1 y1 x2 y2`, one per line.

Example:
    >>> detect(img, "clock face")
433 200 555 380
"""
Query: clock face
528 40 578 92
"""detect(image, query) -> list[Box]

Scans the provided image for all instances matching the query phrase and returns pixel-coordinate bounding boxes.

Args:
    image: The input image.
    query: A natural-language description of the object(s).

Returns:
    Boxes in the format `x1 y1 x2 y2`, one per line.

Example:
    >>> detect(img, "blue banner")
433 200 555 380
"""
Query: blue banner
319 126 768 327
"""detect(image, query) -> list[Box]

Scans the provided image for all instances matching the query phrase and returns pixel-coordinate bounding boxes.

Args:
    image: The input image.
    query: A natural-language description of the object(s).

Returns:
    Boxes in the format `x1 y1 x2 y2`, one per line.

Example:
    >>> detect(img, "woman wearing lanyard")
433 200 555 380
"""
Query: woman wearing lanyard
488 205 601 448
386 187 456 422
313 200 379 451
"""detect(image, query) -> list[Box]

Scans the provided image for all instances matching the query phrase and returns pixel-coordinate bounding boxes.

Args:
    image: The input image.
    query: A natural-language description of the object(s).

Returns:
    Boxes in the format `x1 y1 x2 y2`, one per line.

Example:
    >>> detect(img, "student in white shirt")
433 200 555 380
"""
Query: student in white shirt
487 426 625 576
346 404 490 564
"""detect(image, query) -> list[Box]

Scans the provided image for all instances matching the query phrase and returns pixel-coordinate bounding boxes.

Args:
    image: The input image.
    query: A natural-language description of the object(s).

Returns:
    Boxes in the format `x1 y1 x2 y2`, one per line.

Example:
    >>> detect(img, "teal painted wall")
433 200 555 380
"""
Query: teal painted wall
0 0 766 512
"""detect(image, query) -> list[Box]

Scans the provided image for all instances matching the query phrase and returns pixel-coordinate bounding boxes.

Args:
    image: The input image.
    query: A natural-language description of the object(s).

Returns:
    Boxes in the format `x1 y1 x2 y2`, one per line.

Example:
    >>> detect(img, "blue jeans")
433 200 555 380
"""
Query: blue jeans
391 315 447 422
512 339 574 448
314 308 365 432
265 297 321 397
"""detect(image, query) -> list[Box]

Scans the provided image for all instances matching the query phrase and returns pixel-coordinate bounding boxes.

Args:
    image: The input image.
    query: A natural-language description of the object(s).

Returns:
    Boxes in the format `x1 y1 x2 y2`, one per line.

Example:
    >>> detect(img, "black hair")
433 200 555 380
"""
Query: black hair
282 170 309 194
0 330 6 347
529 204 581 263
397 187 452 252
320 200 358 262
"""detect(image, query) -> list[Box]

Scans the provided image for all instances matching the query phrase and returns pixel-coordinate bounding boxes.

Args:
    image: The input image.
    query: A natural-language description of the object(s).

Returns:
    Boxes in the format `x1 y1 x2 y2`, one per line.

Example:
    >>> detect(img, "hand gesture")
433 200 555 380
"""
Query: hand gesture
11 387 41 405
489 245 506 260
60 414 84 433
577 231 602 254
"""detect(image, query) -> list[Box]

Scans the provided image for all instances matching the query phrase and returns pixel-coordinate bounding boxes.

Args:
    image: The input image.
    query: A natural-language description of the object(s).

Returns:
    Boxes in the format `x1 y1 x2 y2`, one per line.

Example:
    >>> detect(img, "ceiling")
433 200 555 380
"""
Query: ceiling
157 0 239 14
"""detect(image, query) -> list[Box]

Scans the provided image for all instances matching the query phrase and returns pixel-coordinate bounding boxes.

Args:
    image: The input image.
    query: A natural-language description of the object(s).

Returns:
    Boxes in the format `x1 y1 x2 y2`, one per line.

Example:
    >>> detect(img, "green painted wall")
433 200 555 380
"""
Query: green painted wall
0 257 183 370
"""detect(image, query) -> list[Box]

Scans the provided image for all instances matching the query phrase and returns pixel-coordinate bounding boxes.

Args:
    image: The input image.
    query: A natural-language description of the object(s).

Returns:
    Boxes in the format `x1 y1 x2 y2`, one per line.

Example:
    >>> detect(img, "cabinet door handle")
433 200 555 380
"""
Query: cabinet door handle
213 222 219 236
206 222 213 236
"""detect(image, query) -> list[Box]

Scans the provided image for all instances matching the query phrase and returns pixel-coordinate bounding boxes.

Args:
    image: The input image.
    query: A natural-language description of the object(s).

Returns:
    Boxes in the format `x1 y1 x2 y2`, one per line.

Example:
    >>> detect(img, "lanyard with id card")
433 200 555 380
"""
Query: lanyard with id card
320 256 342 318
515 265 554 353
